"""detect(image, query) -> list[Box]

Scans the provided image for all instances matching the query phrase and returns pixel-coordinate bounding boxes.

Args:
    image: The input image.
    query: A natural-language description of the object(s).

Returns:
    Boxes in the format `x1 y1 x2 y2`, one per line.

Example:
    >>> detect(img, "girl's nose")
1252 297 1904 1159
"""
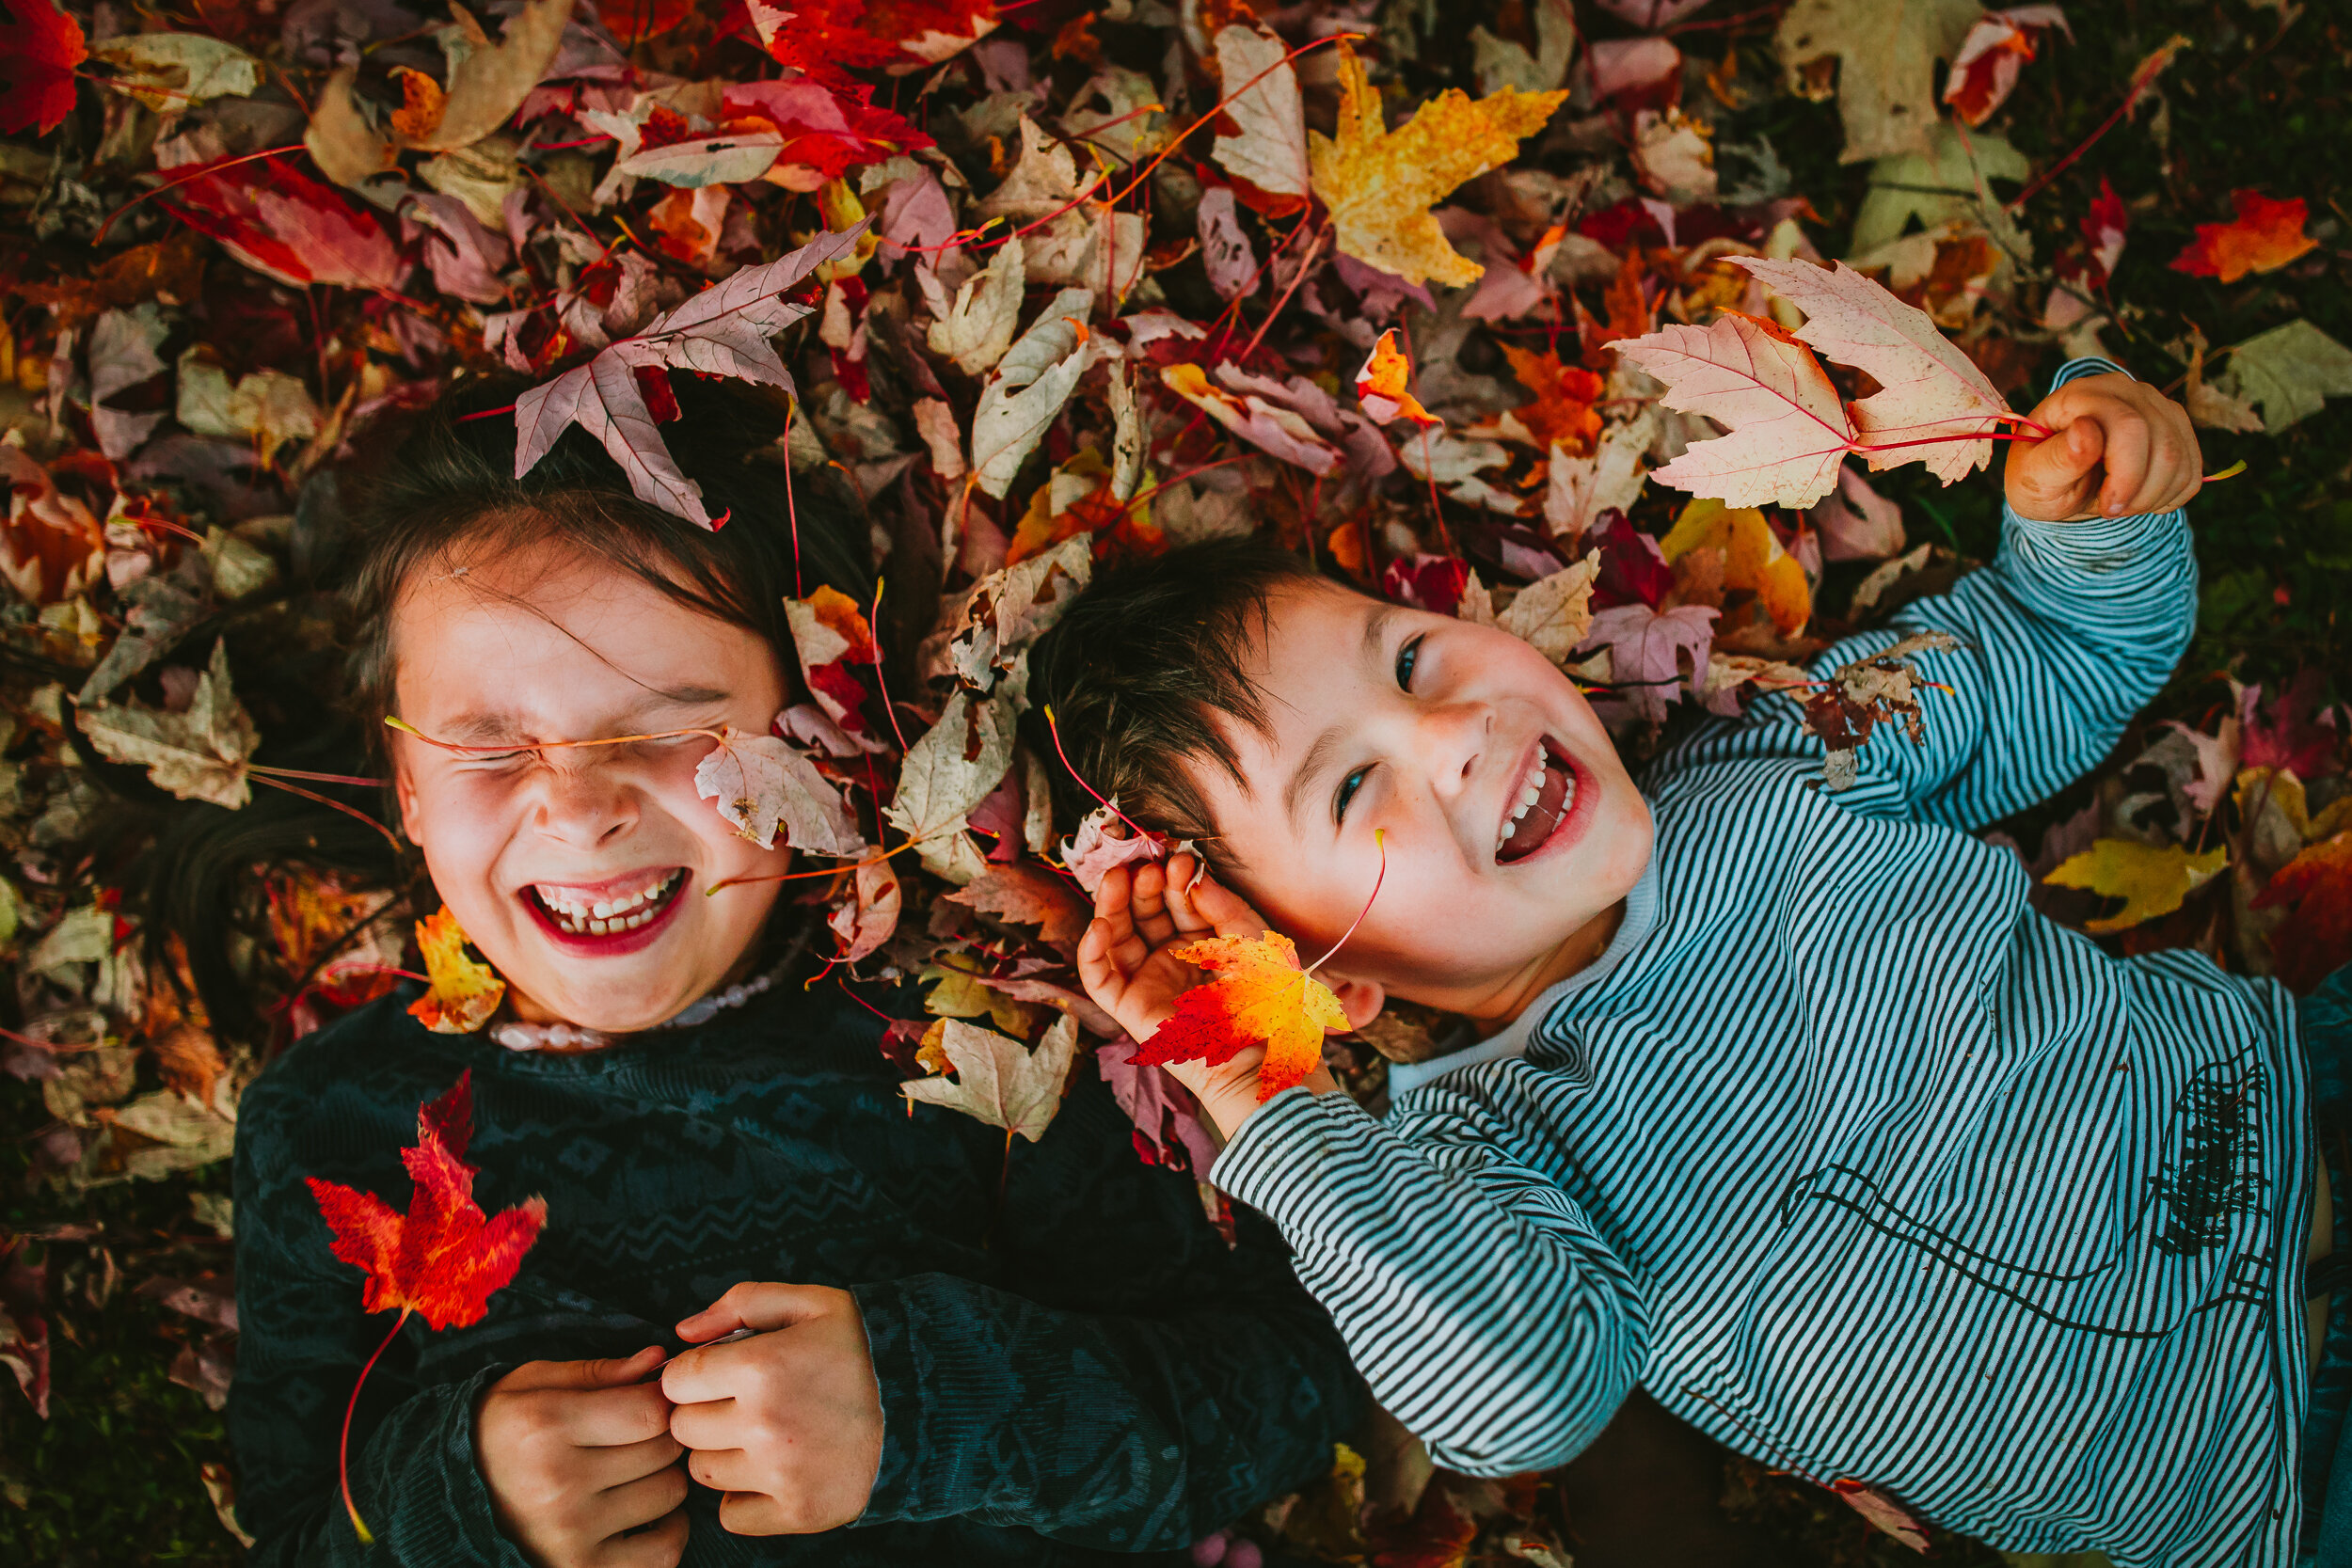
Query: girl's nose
532 760 638 847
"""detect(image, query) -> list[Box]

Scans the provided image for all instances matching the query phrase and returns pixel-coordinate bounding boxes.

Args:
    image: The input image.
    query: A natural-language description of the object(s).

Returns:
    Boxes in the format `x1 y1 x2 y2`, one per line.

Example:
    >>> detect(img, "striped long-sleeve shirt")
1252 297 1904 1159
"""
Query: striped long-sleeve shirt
1214 359 2312 1566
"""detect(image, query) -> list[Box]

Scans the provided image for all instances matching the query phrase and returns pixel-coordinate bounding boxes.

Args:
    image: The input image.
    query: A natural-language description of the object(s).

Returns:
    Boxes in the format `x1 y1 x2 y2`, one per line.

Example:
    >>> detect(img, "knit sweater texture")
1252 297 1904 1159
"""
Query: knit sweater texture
230 977 1362 1566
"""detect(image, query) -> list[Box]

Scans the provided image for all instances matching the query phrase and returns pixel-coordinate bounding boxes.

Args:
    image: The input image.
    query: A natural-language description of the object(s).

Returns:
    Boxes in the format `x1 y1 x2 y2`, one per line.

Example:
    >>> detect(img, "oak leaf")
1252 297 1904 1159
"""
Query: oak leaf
77 639 259 809
2169 191 2317 285
304 1071 546 1330
1308 40 1566 288
901 1014 1079 1141
2044 840 2229 934
407 906 506 1034
1131 931 1349 1101
514 223 870 527
693 724 865 856
1774 0 1986 163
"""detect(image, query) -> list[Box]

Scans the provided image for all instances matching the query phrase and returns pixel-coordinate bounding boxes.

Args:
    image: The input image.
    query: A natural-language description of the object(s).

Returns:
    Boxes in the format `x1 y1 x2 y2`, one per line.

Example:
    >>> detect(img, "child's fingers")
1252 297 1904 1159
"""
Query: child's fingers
1127 861 1179 946
1187 873 1273 939
1077 918 1127 1003
2092 410 2152 516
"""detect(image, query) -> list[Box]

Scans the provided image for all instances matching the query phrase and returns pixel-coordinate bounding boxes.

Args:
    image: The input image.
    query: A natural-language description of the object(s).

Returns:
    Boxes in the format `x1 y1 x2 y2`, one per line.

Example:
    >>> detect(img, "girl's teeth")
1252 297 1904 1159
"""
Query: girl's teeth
538 872 679 935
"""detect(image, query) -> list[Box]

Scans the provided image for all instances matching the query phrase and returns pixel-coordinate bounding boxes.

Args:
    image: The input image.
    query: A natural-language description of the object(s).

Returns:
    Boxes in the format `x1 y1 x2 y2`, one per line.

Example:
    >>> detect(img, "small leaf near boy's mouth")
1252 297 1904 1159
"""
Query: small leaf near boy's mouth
1497 741 1576 864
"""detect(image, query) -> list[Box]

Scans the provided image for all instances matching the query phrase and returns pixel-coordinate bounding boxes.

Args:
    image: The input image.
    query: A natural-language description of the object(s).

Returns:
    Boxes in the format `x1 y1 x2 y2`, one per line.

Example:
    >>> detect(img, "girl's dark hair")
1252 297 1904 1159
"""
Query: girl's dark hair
1022 538 1331 851
113 374 867 1043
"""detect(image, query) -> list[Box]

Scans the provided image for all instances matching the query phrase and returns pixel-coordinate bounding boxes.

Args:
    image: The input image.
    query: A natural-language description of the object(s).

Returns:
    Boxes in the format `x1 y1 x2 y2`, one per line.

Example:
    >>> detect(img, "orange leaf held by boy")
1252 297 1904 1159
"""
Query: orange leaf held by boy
1132 833 1386 1100
407 905 506 1034
306 1072 547 1542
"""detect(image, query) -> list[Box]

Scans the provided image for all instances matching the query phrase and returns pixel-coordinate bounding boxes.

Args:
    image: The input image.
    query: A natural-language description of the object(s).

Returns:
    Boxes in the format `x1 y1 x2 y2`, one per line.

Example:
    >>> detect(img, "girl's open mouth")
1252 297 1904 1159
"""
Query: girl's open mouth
523 868 690 954
1496 739 1590 864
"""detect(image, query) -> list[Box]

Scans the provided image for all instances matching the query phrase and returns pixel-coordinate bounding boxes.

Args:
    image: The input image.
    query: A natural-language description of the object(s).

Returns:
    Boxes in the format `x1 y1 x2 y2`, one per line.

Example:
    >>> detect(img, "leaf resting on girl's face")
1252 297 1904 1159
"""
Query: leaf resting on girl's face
303 1070 546 1330
900 1014 1078 1142
1131 931 1349 1101
694 724 866 856
407 906 506 1034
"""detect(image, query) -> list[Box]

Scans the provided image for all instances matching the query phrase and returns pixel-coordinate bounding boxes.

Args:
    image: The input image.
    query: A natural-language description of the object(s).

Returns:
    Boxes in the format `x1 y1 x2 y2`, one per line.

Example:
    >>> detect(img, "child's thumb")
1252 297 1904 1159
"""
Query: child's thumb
502 1345 665 1393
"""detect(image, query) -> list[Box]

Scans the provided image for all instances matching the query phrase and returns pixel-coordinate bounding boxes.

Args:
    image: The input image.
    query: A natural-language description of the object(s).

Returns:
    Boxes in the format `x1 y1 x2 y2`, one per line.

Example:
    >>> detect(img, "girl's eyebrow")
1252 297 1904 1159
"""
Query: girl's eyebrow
435 686 735 746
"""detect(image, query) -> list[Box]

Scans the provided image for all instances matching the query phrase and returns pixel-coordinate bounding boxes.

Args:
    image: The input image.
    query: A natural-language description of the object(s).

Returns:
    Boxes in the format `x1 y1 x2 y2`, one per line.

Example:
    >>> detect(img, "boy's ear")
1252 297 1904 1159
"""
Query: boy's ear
1324 974 1386 1033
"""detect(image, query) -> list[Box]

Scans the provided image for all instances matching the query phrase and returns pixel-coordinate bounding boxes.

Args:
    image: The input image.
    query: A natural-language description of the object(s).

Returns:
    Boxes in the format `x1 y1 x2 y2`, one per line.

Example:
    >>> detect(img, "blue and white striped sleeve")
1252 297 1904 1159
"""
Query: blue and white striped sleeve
1699 357 2199 830
1212 1076 1649 1475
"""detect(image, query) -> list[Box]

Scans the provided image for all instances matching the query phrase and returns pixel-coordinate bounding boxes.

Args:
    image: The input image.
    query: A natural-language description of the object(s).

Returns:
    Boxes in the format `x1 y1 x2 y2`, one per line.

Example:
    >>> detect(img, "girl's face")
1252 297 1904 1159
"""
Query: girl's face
389 534 793 1033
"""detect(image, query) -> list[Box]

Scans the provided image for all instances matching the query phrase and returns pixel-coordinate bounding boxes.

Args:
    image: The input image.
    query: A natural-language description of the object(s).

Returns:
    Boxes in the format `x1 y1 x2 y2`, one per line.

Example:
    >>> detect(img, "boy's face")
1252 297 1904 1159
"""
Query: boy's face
1190 580 1654 1022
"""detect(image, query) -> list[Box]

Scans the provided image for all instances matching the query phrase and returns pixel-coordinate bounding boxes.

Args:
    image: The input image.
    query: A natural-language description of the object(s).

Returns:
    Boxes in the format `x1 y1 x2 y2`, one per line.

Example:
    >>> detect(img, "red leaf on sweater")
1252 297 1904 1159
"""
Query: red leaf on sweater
304 1071 546 1330
0 0 86 136
159 157 404 293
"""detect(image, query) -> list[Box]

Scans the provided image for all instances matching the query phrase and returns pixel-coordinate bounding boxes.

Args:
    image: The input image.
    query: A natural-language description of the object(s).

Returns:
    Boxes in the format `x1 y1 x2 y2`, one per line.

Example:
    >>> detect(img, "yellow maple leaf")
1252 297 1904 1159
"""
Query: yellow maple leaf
2043 840 2229 935
1308 41 1565 289
408 906 507 1034
1660 497 1813 635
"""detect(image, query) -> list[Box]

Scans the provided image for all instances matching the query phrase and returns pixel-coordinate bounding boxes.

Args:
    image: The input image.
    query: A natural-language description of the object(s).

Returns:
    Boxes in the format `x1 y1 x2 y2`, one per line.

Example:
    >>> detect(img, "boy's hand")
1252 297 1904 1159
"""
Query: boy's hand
2005 372 2201 522
474 1347 688 1568
1078 852 1342 1140
662 1284 882 1536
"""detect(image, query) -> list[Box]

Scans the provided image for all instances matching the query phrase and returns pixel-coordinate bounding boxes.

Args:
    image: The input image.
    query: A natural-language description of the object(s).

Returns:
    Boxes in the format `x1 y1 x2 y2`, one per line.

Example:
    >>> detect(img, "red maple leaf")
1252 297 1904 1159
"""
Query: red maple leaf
306 1071 545 1540
0 0 86 137
2169 190 2317 284
158 156 404 293
2254 832 2352 994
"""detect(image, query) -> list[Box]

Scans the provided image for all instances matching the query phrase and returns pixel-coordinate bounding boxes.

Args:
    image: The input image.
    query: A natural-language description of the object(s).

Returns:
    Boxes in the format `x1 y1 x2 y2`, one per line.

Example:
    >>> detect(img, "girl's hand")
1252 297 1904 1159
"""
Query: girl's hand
474 1348 687 1568
1077 852 1341 1141
662 1285 883 1536
2004 372 2202 522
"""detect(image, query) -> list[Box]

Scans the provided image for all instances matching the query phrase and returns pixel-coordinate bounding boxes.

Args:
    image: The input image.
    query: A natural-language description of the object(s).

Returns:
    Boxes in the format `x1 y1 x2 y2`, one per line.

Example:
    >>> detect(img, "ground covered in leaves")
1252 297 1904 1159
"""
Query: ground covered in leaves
2 0 2348 1562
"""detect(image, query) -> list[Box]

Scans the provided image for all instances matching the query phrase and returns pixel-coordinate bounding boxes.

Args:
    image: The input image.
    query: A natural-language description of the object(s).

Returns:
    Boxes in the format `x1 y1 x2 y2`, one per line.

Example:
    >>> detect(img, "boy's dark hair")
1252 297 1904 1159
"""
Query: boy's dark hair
110 375 866 1042
1024 539 1333 850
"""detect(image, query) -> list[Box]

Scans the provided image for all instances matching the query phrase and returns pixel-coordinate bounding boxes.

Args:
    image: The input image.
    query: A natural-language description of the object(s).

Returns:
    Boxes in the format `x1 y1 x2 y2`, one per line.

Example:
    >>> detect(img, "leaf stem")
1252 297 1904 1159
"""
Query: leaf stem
340 1307 411 1544
1306 830 1386 975
94 144 303 245
868 577 912 753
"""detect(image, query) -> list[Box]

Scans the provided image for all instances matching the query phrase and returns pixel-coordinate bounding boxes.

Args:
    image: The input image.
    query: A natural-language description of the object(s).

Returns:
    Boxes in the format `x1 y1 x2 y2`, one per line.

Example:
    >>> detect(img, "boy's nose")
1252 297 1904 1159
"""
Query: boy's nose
1416 702 1491 800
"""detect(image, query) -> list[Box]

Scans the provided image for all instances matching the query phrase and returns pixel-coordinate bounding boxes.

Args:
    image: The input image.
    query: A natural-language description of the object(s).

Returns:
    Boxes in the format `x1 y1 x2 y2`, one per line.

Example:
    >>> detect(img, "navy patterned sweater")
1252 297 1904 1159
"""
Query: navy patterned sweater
230 979 1362 1565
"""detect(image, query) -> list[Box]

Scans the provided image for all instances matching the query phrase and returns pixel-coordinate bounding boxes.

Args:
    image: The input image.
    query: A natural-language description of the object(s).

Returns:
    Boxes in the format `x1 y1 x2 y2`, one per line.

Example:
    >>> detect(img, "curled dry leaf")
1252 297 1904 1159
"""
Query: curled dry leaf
1803 631 1963 791
902 1014 1080 1142
829 857 903 963
1356 329 1442 429
693 724 866 856
76 640 259 810
972 289 1099 499
407 906 506 1035
1162 363 1343 475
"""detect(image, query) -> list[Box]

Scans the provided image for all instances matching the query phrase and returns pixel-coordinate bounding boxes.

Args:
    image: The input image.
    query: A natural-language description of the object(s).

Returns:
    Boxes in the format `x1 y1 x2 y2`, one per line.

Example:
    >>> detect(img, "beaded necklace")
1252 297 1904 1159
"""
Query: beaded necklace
485 964 785 1053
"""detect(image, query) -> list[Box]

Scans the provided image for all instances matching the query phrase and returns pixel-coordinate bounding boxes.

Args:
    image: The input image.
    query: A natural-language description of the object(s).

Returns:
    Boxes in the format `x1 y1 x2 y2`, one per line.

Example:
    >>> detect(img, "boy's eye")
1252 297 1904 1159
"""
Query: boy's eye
1396 634 1425 690
1334 766 1370 825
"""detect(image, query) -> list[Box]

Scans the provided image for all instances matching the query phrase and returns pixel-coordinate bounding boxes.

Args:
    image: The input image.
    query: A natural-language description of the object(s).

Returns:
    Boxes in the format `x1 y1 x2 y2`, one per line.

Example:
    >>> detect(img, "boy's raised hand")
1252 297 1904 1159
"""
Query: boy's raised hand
2005 372 2202 523
1079 852 1340 1139
474 1347 688 1568
661 1284 883 1536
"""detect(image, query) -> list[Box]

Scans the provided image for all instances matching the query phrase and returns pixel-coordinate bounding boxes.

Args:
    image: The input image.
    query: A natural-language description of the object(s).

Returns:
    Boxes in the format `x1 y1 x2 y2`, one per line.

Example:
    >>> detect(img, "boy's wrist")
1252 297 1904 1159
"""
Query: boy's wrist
1199 1067 1340 1143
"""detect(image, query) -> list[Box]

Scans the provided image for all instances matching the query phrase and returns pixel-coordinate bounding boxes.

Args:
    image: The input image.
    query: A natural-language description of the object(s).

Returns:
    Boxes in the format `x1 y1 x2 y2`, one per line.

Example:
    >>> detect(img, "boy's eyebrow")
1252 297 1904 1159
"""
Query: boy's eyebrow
1279 603 1400 824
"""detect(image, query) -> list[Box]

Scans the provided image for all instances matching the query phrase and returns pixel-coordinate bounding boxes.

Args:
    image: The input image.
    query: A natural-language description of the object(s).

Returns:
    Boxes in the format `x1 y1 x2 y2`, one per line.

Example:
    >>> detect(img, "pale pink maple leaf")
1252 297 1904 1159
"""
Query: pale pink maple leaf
693 725 866 857
1614 310 1854 508
1737 257 2013 485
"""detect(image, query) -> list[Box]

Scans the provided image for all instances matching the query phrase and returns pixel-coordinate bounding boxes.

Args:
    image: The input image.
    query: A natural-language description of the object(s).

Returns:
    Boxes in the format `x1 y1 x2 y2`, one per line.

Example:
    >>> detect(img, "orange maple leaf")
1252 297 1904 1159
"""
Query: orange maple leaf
1131 931 1350 1101
1355 328 1441 429
2253 832 2352 992
2169 190 2317 285
1498 344 1605 453
306 1071 546 1540
407 906 506 1034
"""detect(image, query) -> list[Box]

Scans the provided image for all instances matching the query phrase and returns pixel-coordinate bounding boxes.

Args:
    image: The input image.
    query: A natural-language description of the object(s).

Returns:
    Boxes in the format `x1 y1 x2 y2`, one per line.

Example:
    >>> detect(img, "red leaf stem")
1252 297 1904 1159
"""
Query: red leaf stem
338 1307 411 1544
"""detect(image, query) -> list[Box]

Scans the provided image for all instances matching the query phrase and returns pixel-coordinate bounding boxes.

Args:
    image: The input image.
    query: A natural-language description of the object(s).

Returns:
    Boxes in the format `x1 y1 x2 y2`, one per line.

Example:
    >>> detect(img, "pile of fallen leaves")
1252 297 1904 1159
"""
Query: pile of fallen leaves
2 0 2347 1560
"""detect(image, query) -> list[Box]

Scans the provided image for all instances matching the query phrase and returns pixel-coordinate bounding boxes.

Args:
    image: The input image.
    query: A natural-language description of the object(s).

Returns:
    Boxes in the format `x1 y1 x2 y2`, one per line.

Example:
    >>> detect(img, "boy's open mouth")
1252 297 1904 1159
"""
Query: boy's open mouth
523 868 689 950
1496 740 1579 863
